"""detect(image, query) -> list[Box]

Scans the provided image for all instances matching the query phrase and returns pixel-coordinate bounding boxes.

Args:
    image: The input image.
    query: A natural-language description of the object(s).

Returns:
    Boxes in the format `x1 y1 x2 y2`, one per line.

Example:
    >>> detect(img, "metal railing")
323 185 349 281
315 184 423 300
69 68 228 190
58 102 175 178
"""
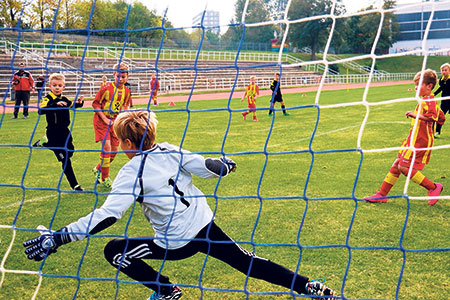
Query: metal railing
3 41 339 73
0 73 413 103
326 53 390 76
4 41 96 84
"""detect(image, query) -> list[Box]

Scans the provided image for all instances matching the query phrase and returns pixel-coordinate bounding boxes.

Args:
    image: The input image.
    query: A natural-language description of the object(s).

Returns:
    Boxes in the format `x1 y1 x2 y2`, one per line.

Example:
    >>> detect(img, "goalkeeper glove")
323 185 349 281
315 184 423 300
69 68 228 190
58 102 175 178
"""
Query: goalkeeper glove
220 156 237 173
206 156 237 176
23 226 71 261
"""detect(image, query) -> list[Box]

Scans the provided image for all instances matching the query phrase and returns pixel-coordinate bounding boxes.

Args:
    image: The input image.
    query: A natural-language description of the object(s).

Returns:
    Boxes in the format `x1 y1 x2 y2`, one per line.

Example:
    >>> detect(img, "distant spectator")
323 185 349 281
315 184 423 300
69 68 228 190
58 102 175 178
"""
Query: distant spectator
11 62 35 119
35 75 45 100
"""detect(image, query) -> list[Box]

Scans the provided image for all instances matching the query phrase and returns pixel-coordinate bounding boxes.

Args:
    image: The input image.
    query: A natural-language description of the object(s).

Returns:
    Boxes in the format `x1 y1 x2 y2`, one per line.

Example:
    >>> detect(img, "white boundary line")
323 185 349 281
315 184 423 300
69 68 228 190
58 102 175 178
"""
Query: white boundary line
0 194 56 210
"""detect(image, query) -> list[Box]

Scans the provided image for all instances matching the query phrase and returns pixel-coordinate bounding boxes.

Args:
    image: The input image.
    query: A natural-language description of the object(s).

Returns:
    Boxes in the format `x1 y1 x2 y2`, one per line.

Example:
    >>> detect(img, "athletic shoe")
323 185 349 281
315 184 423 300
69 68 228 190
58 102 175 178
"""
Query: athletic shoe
283 112 291 116
11 116 17 119
427 183 443 206
434 132 440 138
253 116 258 122
268 113 273 117
306 280 337 298
153 103 159 106
364 192 388 203
242 112 247 120
23 115 28 119
365 193 388 203
32 136 48 147
100 177 113 188
73 185 84 192
147 286 182 300
92 166 100 180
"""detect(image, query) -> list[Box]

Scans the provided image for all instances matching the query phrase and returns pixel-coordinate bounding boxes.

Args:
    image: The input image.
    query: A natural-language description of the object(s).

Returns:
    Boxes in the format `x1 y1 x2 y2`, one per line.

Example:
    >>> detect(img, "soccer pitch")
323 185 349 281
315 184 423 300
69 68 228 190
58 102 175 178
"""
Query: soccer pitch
0 83 449 299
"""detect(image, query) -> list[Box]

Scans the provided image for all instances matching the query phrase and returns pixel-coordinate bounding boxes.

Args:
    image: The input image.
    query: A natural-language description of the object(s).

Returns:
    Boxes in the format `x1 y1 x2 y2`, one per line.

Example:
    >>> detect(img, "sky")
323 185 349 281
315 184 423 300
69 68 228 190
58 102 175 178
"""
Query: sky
142 0 236 33
141 0 412 34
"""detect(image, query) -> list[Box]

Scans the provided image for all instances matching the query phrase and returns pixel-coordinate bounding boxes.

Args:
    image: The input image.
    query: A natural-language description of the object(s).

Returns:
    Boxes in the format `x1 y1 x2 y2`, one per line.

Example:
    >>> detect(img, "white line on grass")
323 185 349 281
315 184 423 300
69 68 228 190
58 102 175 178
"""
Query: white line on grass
0 194 56 209
265 120 407 149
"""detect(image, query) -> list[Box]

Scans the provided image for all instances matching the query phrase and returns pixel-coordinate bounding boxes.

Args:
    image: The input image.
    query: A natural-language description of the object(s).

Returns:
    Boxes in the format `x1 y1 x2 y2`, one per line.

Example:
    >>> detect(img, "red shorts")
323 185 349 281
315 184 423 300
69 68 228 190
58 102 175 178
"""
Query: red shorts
397 153 425 170
93 114 119 146
248 103 256 111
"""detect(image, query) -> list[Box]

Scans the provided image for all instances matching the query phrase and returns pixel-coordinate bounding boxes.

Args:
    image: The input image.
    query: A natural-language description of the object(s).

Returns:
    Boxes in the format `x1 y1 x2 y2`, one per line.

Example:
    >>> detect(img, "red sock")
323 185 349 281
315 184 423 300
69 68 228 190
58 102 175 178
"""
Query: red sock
407 169 435 191
379 166 400 196
99 153 111 180
110 152 117 164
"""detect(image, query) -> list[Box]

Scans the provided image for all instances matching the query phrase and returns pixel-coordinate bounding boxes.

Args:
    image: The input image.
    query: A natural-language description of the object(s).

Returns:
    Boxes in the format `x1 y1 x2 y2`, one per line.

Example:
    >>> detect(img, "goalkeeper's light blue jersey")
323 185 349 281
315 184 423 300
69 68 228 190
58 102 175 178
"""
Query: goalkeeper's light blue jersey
66 142 216 249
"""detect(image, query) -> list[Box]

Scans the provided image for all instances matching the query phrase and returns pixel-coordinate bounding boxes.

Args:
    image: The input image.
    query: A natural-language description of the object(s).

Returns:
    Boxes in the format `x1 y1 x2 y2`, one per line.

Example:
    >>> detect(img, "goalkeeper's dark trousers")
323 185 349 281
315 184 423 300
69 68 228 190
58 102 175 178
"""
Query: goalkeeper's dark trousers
104 221 309 296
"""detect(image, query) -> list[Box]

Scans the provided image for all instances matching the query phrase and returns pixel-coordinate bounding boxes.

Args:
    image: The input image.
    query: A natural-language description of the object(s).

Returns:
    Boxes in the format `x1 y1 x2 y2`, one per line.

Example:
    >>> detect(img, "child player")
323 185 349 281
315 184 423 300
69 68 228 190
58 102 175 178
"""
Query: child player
365 69 444 205
150 73 160 106
92 63 131 188
269 72 290 116
24 110 337 300
433 63 450 137
100 75 108 89
33 73 84 191
241 76 259 122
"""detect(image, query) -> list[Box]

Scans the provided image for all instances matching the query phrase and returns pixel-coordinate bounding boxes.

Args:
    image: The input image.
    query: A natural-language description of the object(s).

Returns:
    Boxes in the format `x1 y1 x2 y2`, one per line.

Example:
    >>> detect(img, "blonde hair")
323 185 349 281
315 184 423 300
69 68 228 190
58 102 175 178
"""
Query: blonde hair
102 75 107 81
113 62 129 74
413 69 437 88
440 63 450 71
114 111 158 150
49 73 65 83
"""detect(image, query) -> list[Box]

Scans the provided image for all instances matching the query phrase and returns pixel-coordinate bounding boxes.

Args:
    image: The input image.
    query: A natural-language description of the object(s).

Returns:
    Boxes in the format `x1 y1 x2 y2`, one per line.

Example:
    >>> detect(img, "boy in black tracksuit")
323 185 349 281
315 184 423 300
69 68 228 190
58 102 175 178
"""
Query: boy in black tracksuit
33 73 84 191
434 63 450 137
268 72 290 116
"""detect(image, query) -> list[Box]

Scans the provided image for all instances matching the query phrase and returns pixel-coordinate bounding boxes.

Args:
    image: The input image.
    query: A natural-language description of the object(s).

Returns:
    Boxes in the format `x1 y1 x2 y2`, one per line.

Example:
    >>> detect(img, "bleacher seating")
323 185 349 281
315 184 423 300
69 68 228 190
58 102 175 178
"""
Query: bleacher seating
0 51 321 100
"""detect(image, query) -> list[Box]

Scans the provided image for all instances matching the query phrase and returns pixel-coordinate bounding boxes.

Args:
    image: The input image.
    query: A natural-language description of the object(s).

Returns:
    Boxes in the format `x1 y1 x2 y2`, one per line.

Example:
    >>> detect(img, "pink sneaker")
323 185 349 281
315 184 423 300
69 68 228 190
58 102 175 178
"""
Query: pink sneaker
253 117 258 122
365 192 388 203
427 183 443 206
242 112 247 120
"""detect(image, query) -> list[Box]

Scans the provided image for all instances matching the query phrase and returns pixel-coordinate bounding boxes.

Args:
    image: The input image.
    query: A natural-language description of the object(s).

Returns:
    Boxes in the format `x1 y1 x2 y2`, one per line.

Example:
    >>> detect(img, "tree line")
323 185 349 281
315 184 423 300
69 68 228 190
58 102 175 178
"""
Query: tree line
1 0 399 57
223 0 399 59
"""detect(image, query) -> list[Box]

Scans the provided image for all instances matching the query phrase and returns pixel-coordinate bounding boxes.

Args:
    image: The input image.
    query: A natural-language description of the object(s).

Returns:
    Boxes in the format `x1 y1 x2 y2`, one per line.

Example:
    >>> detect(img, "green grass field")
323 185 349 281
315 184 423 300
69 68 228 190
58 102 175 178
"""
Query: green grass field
0 83 449 299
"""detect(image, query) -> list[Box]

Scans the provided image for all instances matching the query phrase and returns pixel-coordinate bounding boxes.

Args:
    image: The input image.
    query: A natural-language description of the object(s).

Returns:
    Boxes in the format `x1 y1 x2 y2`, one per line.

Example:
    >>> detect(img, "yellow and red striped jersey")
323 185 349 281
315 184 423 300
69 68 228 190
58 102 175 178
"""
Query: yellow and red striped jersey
244 83 259 105
399 96 438 164
93 82 131 118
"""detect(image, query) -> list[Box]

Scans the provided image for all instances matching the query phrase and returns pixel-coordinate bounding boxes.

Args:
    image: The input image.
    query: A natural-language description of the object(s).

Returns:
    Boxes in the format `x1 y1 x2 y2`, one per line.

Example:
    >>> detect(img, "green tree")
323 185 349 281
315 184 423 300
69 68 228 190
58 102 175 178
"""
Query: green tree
57 0 81 29
27 0 57 29
0 0 23 27
123 1 162 40
346 0 399 54
222 0 274 46
288 0 345 60
75 0 112 31
165 20 192 47
205 29 220 43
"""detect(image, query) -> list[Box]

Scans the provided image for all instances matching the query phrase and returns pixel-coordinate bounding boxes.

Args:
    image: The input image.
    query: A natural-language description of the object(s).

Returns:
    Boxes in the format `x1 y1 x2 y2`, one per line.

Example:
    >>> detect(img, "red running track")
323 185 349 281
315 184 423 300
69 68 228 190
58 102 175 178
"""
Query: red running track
1 81 410 114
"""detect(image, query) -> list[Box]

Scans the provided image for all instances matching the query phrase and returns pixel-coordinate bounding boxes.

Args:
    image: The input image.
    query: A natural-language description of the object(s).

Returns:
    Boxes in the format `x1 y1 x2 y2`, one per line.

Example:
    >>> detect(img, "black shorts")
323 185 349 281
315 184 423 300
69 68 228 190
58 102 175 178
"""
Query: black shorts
271 95 283 103
441 99 450 113
45 129 74 162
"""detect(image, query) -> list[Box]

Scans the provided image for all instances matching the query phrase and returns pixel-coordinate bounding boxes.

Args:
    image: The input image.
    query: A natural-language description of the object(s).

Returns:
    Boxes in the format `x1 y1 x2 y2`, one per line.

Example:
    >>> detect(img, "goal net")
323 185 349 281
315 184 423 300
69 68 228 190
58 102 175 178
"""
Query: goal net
1 0 449 299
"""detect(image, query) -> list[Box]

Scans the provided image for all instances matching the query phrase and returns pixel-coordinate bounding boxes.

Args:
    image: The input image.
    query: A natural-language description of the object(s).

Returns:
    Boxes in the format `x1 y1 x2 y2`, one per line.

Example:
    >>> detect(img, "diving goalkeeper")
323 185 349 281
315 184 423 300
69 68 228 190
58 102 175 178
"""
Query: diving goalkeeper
24 111 337 300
